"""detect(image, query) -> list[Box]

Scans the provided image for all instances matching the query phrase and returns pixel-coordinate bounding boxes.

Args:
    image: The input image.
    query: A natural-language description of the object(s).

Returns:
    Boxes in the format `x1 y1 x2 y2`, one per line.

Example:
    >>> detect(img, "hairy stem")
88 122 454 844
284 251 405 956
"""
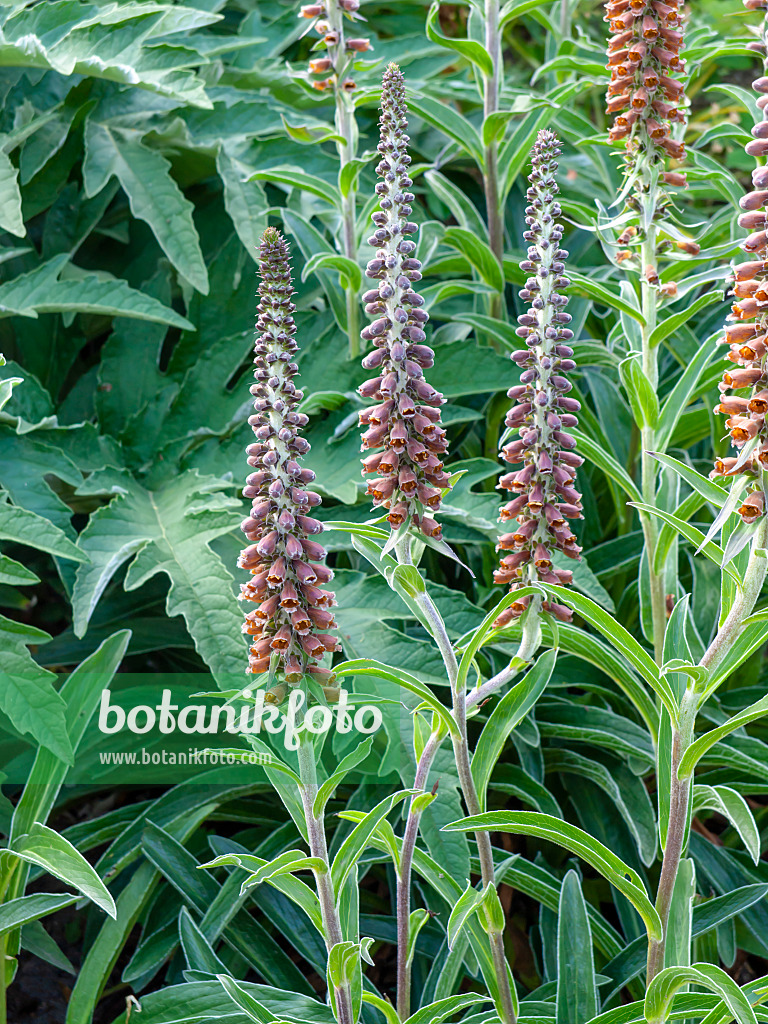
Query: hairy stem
297 734 354 1024
395 534 516 1024
699 516 768 679
483 0 503 321
328 3 360 360
647 517 768 981
396 730 441 1020
638 227 667 665
646 689 695 982
0 934 6 1024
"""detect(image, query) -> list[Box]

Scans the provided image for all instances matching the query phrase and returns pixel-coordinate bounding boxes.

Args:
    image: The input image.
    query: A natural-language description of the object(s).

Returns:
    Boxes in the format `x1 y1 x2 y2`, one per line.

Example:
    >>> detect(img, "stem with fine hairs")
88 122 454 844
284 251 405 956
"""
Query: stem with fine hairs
296 733 354 1024
394 533 517 1024
646 517 768 982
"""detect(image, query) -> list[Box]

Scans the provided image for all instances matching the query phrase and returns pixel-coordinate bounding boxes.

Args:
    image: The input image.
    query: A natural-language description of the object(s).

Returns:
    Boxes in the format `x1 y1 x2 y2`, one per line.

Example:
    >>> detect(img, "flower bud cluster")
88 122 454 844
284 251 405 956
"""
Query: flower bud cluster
239 228 340 682
711 0 768 524
358 64 451 538
493 131 583 628
605 0 688 166
300 0 369 94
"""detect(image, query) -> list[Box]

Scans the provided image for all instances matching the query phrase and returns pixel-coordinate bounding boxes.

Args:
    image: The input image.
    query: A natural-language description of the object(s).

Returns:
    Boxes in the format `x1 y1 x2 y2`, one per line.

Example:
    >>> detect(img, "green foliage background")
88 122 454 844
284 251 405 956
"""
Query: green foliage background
1 1 768 1022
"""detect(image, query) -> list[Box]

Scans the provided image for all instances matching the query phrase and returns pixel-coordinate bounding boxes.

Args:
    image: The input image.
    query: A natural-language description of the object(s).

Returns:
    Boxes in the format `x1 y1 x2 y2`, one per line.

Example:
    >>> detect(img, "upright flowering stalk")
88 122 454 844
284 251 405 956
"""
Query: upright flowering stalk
494 131 582 630
300 0 370 359
605 0 687 178
604 0 690 664
359 66 517 1024
239 228 340 684
238 227 354 1024
712 5 768 525
645 6 768 984
358 63 452 540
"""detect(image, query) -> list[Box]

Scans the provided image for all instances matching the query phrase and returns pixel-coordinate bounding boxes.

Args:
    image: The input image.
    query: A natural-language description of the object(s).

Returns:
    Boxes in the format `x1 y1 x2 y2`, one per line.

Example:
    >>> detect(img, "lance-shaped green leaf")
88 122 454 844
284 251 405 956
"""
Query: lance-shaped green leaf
248 166 338 205
83 123 208 294
458 590 522 692
601 884 768 999
557 870 598 1024
71 471 244 685
570 429 642 503
216 146 268 262
619 354 659 429
9 823 116 918
239 849 327 887
678 694 768 780
218 975 277 1024
425 170 488 240
199 851 323 935
447 881 488 951
404 993 488 1024
568 272 646 323
545 749 657 867
442 227 504 292
331 789 410 897
498 617 658 739
471 649 555 810
655 342 719 451
444 811 662 940
692 785 760 865
406 95 484 165
313 736 374 817
425 1 493 75
631 502 742 586
0 893 78 937
645 963 757 1024
0 254 193 327
334 659 459 738
648 453 728 508
649 291 725 348
302 252 362 293
536 583 679 724
178 907 228 976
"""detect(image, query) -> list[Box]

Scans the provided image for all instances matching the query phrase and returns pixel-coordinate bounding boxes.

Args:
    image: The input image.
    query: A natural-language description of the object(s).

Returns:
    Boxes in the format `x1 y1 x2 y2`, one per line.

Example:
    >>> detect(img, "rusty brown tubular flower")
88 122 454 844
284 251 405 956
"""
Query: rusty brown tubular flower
493 131 583 627
711 0 768 523
605 0 688 176
239 228 341 682
301 0 368 94
358 64 451 539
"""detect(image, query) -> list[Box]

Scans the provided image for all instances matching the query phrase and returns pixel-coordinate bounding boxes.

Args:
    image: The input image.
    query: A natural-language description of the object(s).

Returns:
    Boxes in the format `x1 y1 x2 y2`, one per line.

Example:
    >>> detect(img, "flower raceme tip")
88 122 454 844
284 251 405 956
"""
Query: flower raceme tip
358 64 452 540
494 130 583 627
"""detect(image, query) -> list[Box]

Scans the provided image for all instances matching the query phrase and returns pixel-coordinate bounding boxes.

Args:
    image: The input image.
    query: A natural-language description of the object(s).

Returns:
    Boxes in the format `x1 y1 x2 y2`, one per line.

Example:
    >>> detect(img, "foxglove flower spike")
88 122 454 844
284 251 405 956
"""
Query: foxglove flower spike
358 64 451 539
239 228 341 682
712 0 768 523
494 131 583 627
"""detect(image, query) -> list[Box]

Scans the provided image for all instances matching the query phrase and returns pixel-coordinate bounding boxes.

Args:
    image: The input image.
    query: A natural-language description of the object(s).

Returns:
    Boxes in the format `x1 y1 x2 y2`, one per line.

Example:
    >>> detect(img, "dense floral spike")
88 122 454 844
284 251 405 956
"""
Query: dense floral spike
358 64 451 538
239 228 341 682
493 131 583 627
711 0 768 522
300 0 369 93
605 0 687 164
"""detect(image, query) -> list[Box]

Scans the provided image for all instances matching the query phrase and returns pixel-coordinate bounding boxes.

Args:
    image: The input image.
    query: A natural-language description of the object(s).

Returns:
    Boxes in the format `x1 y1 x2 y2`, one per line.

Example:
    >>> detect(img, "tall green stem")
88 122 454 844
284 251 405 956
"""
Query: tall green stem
638 226 667 665
646 517 768 982
326 0 360 360
297 733 354 1024
646 688 695 982
395 536 517 1024
0 934 6 1024
396 730 441 1020
483 0 503 321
